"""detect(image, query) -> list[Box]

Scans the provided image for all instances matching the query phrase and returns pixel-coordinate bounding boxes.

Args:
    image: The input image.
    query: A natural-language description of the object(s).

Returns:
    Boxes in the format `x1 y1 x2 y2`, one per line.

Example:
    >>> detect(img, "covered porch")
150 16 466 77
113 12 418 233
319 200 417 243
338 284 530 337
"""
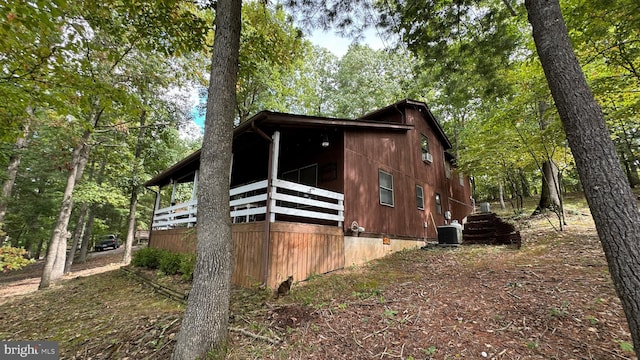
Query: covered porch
145 113 348 287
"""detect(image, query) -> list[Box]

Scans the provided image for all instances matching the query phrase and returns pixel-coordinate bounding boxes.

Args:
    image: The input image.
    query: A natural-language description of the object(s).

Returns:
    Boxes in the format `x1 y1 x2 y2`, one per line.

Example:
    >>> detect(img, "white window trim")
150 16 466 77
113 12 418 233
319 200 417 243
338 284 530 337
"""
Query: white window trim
379 170 394 207
416 185 424 210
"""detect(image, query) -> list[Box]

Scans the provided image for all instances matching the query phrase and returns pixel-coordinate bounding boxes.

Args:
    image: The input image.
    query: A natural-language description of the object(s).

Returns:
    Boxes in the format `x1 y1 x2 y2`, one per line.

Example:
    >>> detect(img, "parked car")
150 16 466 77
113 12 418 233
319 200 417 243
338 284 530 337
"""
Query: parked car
94 235 120 251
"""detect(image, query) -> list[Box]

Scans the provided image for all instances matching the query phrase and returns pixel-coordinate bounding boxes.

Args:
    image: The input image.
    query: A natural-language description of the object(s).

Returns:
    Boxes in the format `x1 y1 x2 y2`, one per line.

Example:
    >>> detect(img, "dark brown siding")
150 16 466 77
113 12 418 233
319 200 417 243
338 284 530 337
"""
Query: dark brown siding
343 108 471 240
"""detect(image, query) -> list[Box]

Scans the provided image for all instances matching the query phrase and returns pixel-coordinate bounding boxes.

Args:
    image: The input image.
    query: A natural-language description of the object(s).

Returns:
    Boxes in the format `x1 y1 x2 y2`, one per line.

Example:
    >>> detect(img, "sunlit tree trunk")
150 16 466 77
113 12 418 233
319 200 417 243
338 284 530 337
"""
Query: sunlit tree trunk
526 0 640 355
498 182 506 210
171 0 242 358
78 208 95 262
0 123 29 235
64 204 88 273
535 159 561 212
39 130 92 289
122 110 147 265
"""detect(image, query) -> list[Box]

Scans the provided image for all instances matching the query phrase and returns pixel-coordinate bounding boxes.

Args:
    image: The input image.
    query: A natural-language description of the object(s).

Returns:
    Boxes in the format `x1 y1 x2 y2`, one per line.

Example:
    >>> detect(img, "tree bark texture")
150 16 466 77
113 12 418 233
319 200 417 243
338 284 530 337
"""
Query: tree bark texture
0 123 29 229
78 207 95 263
526 0 640 355
123 110 147 265
535 159 561 213
39 130 91 289
64 204 88 273
171 0 242 359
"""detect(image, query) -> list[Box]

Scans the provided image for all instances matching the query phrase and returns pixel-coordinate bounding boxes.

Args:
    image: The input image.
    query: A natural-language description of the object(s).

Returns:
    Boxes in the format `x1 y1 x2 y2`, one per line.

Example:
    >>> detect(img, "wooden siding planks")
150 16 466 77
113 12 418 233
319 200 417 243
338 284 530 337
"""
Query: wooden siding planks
267 222 344 288
149 228 196 254
149 221 345 289
231 222 266 287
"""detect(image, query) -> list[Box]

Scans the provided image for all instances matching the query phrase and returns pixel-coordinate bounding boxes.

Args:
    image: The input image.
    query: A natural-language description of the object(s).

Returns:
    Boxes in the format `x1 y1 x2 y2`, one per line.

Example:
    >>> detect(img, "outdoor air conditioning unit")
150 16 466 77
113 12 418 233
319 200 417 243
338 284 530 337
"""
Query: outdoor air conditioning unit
422 152 433 163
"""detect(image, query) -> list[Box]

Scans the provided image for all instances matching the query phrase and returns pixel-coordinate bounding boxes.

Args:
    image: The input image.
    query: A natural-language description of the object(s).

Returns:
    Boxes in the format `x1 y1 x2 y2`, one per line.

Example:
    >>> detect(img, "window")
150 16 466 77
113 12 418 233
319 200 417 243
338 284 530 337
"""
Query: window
379 170 394 207
416 185 424 210
420 135 432 162
459 173 465 186
435 193 442 214
281 164 318 208
445 161 451 179
282 164 318 187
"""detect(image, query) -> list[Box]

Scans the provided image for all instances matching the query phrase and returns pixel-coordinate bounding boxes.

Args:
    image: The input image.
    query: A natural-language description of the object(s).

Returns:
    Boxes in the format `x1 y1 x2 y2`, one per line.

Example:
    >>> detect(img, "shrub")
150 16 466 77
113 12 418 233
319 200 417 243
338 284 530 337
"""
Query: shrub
131 247 164 269
158 251 182 275
0 246 35 272
132 247 196 280
179 254 196 281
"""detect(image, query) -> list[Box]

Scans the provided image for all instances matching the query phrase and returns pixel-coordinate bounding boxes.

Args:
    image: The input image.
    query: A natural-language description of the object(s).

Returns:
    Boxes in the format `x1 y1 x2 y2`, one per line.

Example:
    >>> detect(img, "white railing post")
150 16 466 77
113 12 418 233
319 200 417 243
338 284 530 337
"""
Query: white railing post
269 131 280 223
338 199 344 227
188 170 198 227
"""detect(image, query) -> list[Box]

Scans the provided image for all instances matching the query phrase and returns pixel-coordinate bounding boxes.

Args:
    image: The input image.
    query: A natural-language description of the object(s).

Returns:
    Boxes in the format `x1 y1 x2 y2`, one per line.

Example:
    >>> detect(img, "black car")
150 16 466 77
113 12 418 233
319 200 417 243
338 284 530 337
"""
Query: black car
94 235 120 251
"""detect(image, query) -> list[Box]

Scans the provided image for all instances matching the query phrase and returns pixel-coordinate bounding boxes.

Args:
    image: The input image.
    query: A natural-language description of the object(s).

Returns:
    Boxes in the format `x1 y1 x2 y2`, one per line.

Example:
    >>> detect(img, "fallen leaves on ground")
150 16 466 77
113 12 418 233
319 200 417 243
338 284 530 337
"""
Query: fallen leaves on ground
0 212 636 359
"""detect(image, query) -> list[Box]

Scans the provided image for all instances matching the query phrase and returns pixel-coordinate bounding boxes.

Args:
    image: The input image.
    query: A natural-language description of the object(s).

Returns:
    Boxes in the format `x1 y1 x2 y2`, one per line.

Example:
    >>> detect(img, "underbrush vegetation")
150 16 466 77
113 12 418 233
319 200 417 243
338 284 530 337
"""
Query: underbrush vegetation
0 245 35 272
131 247 195 281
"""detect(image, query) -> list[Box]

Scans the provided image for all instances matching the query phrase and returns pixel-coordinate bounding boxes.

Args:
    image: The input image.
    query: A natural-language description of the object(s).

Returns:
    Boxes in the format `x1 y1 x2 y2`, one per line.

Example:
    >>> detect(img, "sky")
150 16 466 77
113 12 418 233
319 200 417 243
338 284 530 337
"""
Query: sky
308 27 388 57
188 27 390 131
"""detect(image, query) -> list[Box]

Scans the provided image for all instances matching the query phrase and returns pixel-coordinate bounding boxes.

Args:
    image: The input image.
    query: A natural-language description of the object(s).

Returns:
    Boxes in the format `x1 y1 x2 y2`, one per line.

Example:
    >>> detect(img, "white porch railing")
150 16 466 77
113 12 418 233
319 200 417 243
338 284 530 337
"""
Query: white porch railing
152 179 344 229
151 199 198 230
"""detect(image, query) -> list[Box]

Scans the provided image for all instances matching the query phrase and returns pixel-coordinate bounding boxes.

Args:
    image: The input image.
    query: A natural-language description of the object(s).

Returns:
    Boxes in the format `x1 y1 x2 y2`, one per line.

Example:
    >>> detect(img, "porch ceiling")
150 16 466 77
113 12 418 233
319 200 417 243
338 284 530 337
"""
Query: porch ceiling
145 111 414 188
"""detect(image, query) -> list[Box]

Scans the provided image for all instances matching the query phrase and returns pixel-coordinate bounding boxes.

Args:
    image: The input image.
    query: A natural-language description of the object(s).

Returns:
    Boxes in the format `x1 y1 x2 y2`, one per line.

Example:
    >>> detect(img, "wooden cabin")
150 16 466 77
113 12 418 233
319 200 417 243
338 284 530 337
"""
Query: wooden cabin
145 99 474 288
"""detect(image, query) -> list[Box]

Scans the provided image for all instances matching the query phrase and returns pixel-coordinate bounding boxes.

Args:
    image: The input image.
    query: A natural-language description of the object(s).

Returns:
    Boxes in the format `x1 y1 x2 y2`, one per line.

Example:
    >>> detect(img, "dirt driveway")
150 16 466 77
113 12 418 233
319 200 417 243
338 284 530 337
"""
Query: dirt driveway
0 247 128 304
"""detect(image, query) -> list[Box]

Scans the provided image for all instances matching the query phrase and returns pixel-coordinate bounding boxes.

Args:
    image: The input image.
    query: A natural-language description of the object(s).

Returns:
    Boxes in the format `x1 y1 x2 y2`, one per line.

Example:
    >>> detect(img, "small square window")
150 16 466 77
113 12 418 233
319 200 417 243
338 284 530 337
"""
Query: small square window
379 170 394 207
416 185 424 210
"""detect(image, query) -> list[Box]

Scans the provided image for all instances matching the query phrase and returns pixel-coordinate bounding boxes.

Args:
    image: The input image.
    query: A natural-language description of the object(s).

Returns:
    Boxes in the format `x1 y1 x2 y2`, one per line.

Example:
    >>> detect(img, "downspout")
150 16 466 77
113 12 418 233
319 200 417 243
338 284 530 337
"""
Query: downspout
251 121 275 287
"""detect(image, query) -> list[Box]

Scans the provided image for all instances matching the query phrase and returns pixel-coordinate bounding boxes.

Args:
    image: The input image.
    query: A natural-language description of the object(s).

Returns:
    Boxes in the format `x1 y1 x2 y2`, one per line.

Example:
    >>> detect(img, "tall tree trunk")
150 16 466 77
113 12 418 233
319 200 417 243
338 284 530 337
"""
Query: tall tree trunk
39 130 91 289
526 0 640 355
171 0 241 358
498 182 506 210
64 204 88 273
78 208 96 262
122 110 147 265
78 160 106 262
0 123 30 233
534 159 561 213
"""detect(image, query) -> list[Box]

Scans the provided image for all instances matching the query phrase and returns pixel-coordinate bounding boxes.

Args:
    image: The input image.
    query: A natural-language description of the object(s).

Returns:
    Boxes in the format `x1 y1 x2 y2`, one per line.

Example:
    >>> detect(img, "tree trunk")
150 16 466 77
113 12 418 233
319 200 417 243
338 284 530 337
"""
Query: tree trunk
123 110 147 265
526 0 640 355
171 0 242 358
534 159 561 213
39 130 91 289
64 204 88 273
0 123 29 233
498 182 506 210
78 207 96 263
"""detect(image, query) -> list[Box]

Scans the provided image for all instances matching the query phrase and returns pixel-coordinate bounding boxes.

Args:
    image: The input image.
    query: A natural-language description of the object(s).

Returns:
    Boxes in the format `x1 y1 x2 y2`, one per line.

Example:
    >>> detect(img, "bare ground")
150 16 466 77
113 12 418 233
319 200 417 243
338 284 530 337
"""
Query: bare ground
0 212 637 359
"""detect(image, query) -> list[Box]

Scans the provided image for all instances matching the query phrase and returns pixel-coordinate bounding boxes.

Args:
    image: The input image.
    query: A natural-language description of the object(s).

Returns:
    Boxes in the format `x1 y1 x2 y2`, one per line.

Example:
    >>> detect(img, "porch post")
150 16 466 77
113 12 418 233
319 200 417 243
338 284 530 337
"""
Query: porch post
152 188 161 230
188 170 198 228
269 131 280 223
170 179 177 205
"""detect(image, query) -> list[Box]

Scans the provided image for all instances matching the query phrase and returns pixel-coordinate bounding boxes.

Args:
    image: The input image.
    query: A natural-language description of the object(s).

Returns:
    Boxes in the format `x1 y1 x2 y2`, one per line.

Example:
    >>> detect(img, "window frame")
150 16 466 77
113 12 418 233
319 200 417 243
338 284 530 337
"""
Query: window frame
435 193 442 214
420 134 430 155
416 185 424 210
378 170 394 207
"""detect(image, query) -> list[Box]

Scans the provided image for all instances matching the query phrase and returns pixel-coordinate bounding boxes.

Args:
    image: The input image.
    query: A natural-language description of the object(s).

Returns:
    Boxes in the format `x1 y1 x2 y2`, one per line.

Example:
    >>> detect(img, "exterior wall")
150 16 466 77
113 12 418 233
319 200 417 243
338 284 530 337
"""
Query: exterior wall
231 222 267 287
344 236 424 267
149 228 196 254
448 169 474 223
267 222 344 287
343 107 472 241
149 221 344 289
